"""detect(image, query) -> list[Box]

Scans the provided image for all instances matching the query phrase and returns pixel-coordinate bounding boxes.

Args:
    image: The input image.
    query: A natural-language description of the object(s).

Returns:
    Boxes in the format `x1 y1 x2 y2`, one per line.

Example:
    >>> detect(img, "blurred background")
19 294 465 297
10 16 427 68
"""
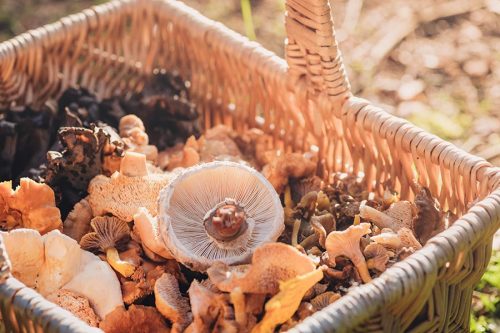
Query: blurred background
1 0 499 331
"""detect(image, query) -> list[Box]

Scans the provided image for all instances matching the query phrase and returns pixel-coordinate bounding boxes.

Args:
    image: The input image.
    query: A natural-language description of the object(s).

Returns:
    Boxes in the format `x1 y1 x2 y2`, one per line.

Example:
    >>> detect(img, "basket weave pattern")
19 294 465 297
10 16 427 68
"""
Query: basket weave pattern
0 0 499 332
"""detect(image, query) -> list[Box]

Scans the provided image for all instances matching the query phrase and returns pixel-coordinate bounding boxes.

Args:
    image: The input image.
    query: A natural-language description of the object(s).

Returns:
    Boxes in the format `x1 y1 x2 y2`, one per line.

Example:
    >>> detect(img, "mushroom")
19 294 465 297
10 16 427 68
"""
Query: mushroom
310 291 341 311
187 280 238 333
371 229 402 249
80 216 136 277
398 227 422 250
63 198 93 242
119 114 158 163
261 151 317 194
0 178 62 234
359 200 413 231
100 305 170 333
133 207 173 259
397 247 416 260
88 151 170 221
304 213 336 249
2 229 123 320
46 289 100 327
412 186 443 244
207 242 315 294
325 222 372 283
252 268 324 333
363 243 389 272
0 229 44 287
37 230 86 295
158 161 284 271
154 273 191 332
229 287 247 328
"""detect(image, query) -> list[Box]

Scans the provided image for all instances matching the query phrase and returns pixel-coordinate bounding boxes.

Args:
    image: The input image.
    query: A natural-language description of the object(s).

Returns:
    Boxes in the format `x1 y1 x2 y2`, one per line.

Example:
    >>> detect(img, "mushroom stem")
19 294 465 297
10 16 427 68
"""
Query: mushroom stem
350 253 372 283
291 219 301 247
204 200 248 242
106 247 136 277
299 233 319 249
359 201 396 230
230 287 247 328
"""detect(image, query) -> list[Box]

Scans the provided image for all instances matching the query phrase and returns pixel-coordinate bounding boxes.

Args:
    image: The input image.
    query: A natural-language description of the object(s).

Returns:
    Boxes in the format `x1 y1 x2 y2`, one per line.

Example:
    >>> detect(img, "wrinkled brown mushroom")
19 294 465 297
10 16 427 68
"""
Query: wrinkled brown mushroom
398 227 422 250
207 242 315 294
80 216 136 277
325 223 372 283
158 161 284 272
155 273 191 332
100 305 169 333
63 198 92 242
186 280 237 333
412 187 443 244
47 289 100 327
133 208 173 260
359 200 413 231
310 291 341 311
0 178 62 234
363 243 389 272
88 151 170 221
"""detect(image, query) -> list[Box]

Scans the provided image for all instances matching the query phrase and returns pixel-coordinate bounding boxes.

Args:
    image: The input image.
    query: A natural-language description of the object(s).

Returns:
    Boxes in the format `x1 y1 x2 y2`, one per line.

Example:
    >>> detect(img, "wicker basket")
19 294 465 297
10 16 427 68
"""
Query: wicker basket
0 0 499 332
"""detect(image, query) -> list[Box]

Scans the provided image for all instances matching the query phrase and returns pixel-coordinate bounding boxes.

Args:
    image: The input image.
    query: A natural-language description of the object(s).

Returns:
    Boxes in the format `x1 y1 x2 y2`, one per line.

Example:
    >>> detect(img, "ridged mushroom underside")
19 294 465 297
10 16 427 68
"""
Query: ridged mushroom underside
158 161 284 271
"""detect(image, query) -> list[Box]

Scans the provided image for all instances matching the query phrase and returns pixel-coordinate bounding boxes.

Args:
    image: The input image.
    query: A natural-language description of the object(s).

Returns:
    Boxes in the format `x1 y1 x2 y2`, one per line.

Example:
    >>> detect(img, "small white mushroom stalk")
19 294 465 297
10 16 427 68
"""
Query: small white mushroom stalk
158 161 284 271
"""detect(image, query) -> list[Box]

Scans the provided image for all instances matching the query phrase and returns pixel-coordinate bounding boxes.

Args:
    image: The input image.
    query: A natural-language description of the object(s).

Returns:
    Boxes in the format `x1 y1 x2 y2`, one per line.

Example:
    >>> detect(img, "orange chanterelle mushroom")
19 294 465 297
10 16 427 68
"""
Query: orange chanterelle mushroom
158 161 284 272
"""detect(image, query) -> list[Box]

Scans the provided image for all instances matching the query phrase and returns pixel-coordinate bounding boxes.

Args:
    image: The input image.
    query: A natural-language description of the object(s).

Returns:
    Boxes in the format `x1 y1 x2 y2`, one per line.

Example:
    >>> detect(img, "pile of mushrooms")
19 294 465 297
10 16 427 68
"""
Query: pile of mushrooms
0 109 449 333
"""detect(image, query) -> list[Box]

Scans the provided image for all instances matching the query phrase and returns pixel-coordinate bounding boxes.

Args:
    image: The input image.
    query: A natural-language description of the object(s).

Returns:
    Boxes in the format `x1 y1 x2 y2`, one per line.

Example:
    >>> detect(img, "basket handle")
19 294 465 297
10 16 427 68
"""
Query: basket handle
285 0 351 101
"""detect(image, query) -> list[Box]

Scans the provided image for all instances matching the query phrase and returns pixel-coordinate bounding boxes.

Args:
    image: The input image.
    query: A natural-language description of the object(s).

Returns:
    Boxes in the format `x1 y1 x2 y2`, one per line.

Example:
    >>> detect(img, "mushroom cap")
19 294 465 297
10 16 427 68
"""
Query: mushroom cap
154 273 191 326
63 251 124 319
371 230 402 249
133 208 174 259
207 242 315 294
310 291 341 311
46 289 99 327
37 230 85 295
363 243 389 272
63 198 93 243
397 227 422 250
88 155 170 221
158 161 284 271
1 178 62 234
100 305 170 333
80 216 130 253
0 229 44 287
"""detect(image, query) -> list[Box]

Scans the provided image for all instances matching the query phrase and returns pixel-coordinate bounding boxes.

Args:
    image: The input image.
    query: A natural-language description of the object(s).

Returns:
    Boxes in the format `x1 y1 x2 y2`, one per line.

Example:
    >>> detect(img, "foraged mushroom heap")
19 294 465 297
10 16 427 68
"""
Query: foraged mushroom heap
0 82 453 332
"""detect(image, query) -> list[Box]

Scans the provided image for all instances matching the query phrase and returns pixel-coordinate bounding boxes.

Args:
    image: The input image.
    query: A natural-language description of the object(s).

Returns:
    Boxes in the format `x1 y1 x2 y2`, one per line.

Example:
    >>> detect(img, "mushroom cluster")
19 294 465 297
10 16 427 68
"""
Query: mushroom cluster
0 80 451 332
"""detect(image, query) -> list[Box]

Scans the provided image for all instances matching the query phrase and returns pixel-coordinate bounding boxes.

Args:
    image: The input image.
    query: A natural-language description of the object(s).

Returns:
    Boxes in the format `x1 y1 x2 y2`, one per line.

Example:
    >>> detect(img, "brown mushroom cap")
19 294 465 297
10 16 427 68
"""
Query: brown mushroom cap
154 273 191 330
158 161 284 272
207 242 315 294
310 291 341 311
363 243 389 272
100 305 170 333
371 229 403 249
325 223 372 283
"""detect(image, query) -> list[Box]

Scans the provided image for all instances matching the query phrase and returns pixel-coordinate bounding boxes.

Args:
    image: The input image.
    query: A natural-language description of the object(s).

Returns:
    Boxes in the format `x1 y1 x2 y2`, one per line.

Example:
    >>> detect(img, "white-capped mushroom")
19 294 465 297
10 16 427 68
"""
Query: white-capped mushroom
158 161 284 271
0 229 44 287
